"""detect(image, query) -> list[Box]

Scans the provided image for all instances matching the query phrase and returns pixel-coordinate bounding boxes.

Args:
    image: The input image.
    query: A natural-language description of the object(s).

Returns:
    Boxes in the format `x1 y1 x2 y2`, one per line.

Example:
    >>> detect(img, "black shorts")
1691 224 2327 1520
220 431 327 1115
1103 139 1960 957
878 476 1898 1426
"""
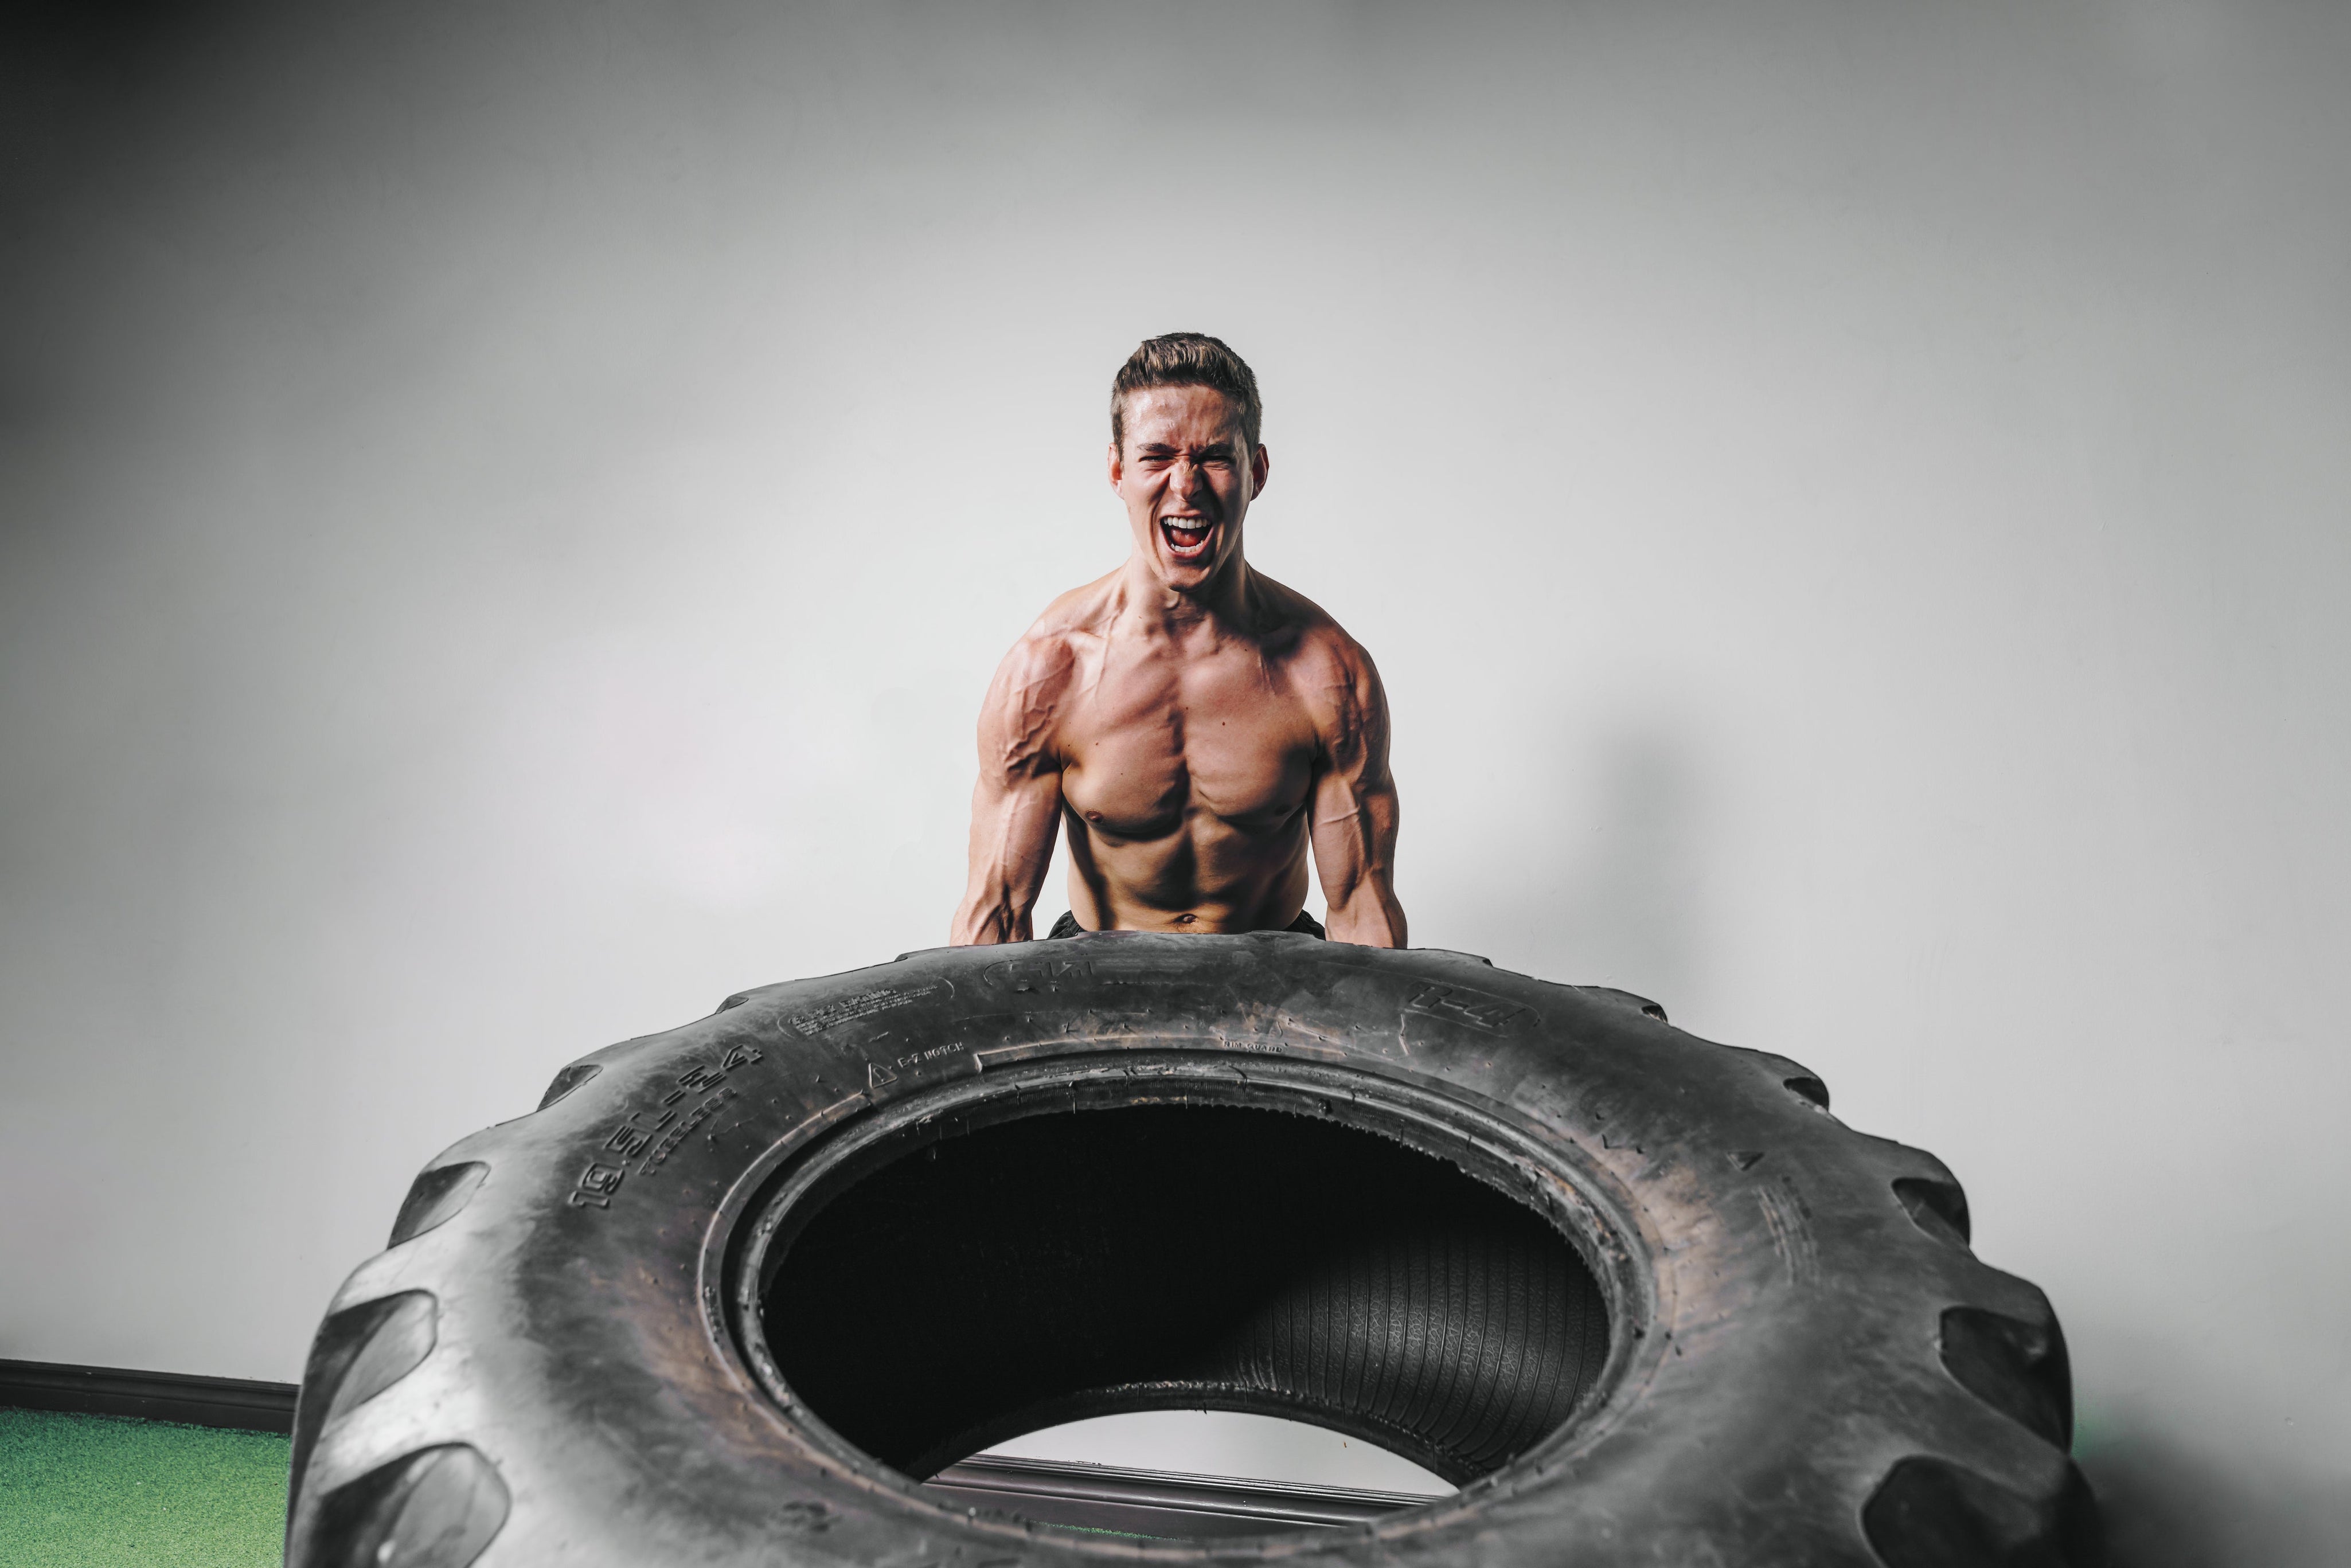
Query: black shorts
1046 909 1326 940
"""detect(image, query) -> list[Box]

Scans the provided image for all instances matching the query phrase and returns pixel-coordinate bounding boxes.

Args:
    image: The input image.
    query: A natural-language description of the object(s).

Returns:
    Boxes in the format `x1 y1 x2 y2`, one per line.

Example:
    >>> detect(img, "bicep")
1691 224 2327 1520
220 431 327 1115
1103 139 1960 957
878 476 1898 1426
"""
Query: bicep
1307 646 1405 945
968 640 1071 857
1317 643 1395 800
976 636 1071 780
955 646 1071 942
967 757 1061 843
1309 651 1397 850
1310 752 1397 868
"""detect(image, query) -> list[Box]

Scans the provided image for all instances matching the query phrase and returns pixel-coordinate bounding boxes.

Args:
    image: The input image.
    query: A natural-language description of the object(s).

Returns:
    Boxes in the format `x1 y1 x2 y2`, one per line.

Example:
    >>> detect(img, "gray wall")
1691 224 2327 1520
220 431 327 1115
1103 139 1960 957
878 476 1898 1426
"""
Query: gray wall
3 3 2345 1560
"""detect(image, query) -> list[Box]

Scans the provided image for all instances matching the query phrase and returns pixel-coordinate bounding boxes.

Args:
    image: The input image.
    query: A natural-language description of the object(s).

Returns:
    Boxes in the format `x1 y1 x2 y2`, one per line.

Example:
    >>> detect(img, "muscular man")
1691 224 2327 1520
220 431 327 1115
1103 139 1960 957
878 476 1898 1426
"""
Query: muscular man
952 333 1406 947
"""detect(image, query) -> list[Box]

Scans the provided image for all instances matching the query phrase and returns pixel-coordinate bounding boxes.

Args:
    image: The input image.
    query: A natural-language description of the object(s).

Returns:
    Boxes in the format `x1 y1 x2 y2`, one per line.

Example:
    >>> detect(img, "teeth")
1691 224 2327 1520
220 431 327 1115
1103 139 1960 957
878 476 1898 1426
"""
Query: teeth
1160 518 1210 558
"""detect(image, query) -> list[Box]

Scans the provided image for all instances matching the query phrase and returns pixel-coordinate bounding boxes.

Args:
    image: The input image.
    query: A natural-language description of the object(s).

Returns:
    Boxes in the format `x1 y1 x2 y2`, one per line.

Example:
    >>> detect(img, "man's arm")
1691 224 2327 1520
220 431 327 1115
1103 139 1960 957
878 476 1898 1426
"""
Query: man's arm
951 635 1069 945
1308 639 1407 948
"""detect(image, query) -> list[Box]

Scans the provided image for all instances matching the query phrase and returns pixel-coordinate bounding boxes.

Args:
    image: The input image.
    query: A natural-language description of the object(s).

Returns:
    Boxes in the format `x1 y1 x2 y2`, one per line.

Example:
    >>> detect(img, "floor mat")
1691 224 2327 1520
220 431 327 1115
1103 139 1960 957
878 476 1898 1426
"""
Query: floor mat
0 1409 288 1568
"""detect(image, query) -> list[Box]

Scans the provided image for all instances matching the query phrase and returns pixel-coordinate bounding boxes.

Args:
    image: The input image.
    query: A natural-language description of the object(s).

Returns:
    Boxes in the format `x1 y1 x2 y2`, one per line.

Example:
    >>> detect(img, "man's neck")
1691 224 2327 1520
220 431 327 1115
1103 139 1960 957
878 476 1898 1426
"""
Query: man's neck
1119 553 1257 639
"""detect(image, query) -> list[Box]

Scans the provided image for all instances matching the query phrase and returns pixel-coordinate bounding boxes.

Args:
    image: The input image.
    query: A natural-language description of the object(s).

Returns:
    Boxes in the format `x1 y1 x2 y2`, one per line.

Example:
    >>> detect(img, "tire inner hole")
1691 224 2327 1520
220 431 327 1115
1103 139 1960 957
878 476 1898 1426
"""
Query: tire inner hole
762 1102 1611 1490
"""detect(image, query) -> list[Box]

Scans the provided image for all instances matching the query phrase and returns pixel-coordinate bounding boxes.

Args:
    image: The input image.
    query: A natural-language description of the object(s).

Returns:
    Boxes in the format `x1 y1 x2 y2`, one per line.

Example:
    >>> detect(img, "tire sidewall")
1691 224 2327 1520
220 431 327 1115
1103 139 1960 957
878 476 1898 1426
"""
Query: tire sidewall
293 934 2037 1567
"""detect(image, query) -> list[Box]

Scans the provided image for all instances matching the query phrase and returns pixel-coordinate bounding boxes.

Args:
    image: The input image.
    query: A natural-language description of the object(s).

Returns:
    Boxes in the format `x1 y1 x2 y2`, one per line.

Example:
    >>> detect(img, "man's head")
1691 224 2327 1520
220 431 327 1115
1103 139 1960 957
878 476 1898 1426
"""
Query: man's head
1108 333 1270 596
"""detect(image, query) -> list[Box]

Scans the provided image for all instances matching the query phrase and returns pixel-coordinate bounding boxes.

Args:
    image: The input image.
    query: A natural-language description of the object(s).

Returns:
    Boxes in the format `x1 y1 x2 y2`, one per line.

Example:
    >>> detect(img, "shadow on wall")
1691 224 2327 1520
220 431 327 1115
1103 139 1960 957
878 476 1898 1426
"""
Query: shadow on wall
2081 1435 2351 1568
1520 727 1708 1007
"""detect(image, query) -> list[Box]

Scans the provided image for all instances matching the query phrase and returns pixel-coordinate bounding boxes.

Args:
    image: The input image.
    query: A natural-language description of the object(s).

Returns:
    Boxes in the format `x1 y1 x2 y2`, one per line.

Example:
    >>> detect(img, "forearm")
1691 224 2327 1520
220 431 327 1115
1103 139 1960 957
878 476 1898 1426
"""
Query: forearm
952 787 1059 945
1325 895 1406 947
1323 877 1407 947
1311 788 1405 947
951 891 1035 945
954 849 1049 943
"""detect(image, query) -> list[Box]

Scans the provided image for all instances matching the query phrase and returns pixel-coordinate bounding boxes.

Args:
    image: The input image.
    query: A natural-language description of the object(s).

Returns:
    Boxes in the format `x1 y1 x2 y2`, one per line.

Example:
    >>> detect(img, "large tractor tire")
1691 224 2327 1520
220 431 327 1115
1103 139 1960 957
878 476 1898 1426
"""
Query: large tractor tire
286 933 2100 1567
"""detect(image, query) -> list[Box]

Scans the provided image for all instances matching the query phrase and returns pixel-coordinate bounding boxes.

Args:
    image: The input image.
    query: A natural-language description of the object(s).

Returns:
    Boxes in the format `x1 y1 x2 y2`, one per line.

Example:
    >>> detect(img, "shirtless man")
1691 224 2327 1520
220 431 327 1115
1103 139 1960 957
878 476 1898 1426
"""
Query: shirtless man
951 333 1406 947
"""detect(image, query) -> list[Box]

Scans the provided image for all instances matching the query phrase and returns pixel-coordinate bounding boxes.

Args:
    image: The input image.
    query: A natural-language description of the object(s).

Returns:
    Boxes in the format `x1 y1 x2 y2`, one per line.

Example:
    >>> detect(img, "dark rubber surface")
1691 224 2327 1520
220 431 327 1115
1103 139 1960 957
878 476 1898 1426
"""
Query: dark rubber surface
285 933 2102 1566
769 1103 1611 1482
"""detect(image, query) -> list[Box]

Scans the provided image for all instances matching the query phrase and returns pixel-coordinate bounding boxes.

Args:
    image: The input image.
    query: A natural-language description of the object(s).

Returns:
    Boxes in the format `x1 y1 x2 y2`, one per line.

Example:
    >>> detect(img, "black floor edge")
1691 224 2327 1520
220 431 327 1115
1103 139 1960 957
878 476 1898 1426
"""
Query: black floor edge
0 1359 298 1434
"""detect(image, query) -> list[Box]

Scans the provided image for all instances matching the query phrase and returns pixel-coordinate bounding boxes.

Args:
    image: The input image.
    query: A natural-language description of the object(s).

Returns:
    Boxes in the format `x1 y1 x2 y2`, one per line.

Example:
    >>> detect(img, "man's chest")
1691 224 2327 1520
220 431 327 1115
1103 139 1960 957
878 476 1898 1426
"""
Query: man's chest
1056 661 1322 832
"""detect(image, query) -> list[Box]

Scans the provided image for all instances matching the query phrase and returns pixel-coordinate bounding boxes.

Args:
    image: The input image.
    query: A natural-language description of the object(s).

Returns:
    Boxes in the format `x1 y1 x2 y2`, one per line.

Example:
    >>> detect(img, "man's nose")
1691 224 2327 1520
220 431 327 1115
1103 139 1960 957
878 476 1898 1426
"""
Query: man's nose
1170 457 1205 499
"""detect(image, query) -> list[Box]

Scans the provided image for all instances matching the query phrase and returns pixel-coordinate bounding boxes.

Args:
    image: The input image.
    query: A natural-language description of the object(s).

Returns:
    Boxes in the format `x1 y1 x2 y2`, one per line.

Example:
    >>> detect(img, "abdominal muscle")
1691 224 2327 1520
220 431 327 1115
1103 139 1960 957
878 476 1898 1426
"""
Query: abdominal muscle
1058 767 1315 934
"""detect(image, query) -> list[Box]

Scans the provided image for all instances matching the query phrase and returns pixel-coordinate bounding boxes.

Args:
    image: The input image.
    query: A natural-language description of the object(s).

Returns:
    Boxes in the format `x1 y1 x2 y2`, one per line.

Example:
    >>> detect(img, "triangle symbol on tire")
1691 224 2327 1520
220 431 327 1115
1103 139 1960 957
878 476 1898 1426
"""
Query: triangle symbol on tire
868 1061 897 1090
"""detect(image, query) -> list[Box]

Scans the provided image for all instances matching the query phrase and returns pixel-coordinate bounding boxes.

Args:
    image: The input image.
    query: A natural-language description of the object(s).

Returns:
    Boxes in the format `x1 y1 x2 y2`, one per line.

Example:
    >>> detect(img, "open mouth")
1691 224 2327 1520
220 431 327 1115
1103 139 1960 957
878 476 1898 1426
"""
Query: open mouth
1159 517 1213 562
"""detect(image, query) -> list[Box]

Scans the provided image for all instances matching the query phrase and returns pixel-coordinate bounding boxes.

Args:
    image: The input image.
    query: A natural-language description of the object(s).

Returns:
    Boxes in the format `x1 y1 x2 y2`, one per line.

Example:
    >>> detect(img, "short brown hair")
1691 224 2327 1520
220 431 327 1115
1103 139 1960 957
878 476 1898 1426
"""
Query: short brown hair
1110 333 1263 453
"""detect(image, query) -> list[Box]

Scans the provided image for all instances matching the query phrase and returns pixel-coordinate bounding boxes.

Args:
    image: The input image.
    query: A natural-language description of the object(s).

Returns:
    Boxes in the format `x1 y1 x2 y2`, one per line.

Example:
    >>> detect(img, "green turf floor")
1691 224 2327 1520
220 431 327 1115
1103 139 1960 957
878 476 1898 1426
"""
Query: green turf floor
0 1410 289 1568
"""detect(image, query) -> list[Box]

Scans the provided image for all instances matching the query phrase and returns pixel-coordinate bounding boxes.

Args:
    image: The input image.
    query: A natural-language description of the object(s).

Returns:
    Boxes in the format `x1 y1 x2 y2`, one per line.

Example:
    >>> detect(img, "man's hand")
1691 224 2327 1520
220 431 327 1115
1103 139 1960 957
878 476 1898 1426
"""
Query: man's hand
1309 641 1407 948
950 635 1069 944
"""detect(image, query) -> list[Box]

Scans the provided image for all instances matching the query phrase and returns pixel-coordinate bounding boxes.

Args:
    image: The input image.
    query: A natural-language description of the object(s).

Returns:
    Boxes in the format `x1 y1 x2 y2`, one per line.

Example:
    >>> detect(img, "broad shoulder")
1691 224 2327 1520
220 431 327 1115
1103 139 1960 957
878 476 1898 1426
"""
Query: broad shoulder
1250 573 1383 695
987 569 1121 699
1028 568 1124 646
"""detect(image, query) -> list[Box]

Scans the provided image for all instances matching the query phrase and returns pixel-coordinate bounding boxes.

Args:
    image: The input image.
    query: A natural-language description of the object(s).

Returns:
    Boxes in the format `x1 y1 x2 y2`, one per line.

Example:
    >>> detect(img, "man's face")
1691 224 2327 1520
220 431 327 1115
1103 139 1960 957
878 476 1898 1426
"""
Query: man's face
1109 384 1268 593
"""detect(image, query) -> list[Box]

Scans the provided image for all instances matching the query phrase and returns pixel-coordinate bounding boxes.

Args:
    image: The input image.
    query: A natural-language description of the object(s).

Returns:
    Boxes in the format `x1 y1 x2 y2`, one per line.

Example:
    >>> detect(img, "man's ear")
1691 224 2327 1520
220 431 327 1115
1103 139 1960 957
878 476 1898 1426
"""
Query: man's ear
1107 441 1123 491
1251 444 1270 499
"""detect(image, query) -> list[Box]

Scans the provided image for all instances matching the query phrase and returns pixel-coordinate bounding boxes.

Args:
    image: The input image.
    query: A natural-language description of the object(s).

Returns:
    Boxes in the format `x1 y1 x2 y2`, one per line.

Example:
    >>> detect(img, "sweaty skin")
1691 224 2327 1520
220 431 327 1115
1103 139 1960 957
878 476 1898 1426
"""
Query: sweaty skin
952 384 1406 947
